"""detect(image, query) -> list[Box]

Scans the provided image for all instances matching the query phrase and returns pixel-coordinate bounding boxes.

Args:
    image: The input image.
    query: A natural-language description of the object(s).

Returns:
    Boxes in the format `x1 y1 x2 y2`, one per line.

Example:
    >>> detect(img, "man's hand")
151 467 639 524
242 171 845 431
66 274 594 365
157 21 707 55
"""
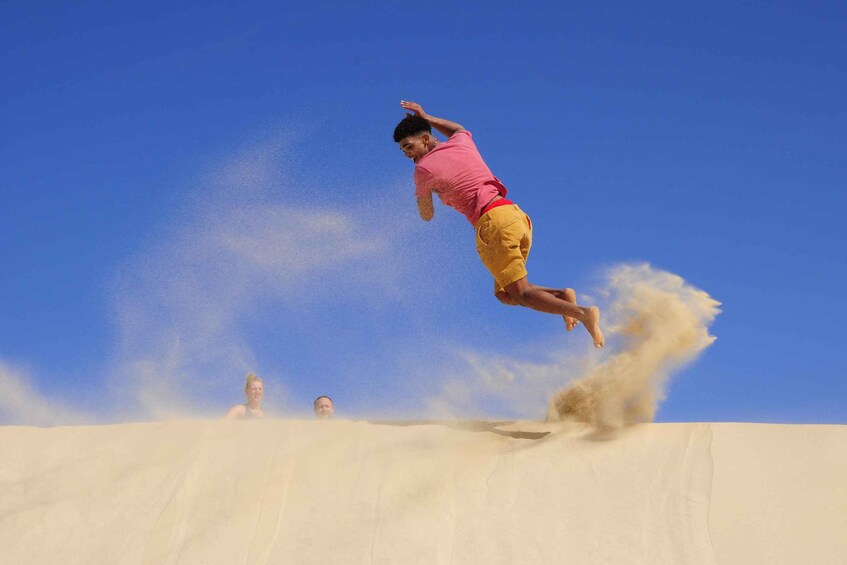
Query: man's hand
399 100 465 137
400 100 428 120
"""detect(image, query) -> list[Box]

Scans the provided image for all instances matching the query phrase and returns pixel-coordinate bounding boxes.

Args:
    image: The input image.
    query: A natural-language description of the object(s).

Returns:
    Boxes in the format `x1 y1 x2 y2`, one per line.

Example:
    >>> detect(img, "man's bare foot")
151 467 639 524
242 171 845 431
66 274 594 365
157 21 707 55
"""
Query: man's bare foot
561 288 579 331
582 306 605 348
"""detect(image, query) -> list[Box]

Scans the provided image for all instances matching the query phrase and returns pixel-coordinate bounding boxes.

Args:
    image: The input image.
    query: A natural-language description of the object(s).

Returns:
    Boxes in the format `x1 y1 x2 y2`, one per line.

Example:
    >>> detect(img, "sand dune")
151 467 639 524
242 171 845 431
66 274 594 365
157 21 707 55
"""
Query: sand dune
1 420 845 564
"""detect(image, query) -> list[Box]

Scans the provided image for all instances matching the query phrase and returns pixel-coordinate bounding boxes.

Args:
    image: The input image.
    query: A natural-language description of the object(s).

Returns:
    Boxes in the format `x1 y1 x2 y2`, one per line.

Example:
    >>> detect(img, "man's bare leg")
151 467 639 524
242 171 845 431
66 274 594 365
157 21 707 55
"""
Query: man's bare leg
504 278 605 348
539 287 579 331
498 286 579 330
559 288 579 331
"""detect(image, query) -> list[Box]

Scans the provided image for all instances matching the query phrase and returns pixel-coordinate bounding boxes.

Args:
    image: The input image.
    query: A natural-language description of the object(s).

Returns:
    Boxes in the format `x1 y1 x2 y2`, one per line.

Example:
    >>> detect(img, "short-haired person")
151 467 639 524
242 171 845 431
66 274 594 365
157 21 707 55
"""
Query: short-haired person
225 373 266 420
394 101 604 347
313 396 333 419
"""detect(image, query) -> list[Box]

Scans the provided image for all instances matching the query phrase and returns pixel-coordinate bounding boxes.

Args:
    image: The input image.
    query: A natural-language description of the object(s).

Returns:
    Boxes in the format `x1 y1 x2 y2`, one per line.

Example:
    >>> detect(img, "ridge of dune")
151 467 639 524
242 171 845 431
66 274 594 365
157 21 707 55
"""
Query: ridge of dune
1 420 845 565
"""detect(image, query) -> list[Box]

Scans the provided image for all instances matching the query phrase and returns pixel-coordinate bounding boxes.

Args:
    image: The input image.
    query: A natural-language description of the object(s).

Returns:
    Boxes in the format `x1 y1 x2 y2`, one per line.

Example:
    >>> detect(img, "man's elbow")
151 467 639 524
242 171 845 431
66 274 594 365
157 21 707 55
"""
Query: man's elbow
419 210 434 221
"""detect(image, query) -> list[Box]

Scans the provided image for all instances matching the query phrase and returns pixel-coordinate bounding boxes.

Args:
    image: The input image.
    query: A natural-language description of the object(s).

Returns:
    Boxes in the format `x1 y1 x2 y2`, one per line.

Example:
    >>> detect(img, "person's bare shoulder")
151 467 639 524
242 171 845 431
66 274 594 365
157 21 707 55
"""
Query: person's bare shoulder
224 404 246 420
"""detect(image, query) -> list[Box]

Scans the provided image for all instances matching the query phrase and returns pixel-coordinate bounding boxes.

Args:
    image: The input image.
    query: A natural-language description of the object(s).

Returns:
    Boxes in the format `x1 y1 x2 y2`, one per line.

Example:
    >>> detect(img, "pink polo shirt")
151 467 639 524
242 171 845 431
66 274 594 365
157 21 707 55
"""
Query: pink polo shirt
414 130 508 225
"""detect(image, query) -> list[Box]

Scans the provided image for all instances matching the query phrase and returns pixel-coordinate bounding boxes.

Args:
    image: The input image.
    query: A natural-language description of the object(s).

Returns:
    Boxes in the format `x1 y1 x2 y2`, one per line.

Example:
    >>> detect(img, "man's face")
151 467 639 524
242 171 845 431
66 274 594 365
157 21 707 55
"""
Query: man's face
397 133 432 163
314 398 333 419
246 382 263 404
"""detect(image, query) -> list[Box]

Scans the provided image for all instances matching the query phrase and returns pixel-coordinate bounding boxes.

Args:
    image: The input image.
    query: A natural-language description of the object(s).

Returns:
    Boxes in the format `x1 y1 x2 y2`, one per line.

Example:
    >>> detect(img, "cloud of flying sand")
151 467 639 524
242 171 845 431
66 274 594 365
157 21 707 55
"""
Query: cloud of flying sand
0 361 91 425
0 126 480 425
107 135 418 419
547 264 721 428
426 264 720 425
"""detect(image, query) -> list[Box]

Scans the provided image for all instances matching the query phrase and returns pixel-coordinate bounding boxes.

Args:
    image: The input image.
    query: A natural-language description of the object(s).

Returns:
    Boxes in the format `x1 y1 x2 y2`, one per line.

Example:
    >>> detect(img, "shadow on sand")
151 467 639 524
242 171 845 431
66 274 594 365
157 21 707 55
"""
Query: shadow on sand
368 420 551 440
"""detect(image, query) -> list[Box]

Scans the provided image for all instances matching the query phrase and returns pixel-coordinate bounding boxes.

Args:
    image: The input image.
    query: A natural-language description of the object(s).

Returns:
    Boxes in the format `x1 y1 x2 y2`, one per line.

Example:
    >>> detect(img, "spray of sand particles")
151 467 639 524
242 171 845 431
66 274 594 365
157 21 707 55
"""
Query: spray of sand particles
547 263 721 428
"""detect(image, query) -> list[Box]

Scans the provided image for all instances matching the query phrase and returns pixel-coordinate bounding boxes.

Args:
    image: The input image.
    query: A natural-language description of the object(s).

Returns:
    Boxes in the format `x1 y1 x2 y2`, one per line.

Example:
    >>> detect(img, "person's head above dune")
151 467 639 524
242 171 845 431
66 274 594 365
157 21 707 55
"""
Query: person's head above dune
224 373 265 420
314 395 333 419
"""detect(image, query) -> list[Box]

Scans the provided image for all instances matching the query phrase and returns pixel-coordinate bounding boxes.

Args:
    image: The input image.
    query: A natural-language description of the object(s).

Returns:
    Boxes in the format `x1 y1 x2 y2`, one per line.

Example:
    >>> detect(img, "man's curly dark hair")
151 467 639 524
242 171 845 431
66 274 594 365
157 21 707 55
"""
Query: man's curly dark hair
393 115 431 142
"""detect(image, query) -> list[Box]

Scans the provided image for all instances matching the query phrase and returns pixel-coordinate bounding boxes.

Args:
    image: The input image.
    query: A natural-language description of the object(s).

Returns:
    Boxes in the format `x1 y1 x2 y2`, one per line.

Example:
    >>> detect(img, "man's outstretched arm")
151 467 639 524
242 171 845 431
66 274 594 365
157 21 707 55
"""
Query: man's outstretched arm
401 100 465 137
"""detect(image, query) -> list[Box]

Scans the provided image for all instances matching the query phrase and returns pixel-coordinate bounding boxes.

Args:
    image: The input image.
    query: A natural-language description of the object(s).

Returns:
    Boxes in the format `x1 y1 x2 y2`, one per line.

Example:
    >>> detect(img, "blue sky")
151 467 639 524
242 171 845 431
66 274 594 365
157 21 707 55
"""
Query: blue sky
1 1 845 424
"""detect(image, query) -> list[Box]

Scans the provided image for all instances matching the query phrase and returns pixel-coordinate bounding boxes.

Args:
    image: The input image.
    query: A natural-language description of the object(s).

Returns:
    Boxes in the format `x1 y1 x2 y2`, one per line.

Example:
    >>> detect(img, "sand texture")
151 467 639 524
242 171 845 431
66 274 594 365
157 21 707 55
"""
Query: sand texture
1 420 845 564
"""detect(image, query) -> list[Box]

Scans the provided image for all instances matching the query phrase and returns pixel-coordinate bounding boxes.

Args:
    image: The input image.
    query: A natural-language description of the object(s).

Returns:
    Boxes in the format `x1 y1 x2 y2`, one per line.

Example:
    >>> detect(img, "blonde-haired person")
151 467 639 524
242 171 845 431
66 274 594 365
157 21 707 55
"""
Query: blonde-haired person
225 373 265 420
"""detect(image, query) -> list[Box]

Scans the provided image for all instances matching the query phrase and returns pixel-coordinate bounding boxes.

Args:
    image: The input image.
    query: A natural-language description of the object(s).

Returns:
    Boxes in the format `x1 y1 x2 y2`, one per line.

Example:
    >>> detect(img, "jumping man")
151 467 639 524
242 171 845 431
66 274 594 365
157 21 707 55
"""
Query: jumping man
394 101 604 348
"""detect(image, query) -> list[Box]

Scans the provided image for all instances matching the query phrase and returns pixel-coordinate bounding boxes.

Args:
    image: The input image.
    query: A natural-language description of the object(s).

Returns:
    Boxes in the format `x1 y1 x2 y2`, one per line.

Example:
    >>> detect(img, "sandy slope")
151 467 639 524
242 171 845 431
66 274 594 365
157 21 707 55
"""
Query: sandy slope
1 420 844 565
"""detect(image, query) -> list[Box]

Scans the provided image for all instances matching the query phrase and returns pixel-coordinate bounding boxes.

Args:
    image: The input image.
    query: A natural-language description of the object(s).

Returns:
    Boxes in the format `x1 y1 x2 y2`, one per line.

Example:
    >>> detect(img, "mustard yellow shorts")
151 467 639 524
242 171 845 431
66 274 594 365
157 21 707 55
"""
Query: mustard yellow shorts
475 204 533 294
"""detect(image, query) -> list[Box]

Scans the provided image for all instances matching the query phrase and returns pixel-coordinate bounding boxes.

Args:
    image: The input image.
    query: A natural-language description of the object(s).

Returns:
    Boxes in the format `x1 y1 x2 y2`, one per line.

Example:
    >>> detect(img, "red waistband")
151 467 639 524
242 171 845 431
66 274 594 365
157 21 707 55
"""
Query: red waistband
480 198 514 216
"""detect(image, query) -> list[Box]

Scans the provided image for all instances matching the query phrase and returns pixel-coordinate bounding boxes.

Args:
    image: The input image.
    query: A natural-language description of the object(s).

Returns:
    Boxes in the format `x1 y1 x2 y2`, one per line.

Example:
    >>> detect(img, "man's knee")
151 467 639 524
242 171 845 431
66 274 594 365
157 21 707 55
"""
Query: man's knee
503 285 529 305
495 290 518 305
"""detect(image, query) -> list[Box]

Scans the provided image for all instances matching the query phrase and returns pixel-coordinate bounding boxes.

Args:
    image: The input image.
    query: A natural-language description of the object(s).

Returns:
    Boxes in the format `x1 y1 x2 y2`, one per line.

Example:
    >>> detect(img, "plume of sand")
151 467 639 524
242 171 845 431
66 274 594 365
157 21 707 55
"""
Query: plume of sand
423 264 719 424
547 263 721 428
